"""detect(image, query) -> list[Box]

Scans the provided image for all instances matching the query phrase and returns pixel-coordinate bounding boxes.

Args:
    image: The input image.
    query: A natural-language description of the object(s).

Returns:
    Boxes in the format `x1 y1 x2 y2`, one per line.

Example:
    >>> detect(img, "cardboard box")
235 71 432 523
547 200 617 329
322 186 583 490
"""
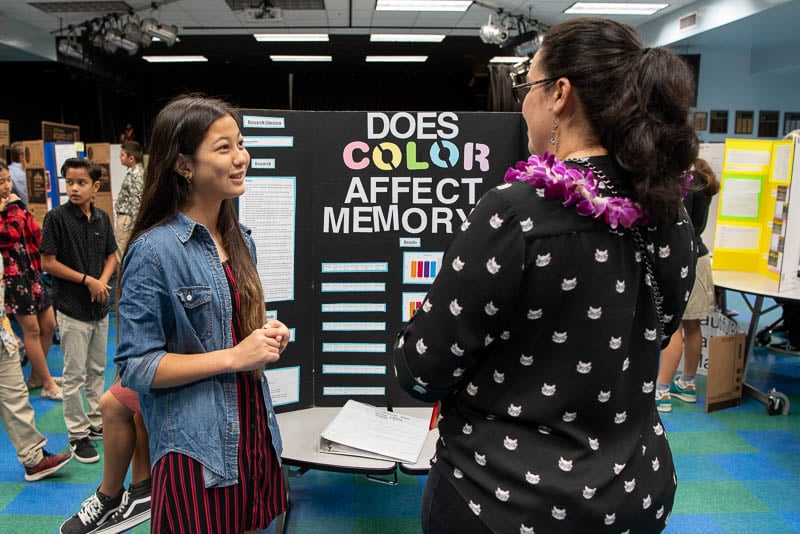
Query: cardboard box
705 332 746 413
42 121 80 143
695 311 741 375
23 140 48 226
0 119 10 158
85 143 113 218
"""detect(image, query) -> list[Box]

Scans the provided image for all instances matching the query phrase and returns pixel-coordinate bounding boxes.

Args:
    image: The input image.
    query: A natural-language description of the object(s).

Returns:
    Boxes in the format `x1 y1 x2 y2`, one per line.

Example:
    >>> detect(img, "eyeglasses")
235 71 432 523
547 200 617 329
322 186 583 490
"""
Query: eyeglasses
512 77 557 104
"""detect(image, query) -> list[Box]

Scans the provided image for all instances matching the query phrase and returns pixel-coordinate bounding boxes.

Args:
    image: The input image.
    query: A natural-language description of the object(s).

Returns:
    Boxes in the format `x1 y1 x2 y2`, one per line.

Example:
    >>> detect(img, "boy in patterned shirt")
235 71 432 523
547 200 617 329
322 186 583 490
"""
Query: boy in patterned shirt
40 158 117 464
114 141 144 263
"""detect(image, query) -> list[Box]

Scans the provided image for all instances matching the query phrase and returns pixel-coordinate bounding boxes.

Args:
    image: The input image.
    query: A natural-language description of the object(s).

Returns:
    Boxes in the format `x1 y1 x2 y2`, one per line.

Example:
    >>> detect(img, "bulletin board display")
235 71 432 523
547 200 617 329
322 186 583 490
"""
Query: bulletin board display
238 110 524 409
713 137 800 292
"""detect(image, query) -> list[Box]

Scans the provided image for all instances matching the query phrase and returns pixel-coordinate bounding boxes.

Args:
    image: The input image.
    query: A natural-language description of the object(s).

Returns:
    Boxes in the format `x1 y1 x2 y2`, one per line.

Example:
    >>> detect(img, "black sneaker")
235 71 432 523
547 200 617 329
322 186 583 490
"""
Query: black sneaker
94 486 151 534
24 450 72 481
69 438 100 464
59 490 122 534
88 426 103 441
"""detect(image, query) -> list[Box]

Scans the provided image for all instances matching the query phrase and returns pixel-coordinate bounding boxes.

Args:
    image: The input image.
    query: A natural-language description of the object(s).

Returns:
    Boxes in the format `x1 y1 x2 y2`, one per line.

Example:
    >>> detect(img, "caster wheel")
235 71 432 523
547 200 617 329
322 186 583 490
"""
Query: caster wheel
767 388 790 416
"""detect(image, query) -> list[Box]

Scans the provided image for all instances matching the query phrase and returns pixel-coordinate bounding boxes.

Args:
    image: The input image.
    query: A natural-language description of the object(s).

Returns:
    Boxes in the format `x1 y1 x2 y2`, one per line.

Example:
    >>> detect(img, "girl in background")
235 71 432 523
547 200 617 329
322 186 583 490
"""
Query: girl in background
656 157 721 411
0 163 61 402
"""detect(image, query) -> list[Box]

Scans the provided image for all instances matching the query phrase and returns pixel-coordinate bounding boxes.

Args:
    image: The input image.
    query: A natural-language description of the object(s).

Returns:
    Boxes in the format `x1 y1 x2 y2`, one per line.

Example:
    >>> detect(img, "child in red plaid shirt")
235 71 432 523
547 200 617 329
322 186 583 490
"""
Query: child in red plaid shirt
0 164 60 401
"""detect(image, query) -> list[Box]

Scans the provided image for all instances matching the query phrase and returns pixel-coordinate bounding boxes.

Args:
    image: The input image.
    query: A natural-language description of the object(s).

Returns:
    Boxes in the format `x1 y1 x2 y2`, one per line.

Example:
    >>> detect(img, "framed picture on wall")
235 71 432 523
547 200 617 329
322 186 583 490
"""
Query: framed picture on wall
784 112 800 136
734 111 754 134
693 111 708 131
709 110 728 134
757 111 778 137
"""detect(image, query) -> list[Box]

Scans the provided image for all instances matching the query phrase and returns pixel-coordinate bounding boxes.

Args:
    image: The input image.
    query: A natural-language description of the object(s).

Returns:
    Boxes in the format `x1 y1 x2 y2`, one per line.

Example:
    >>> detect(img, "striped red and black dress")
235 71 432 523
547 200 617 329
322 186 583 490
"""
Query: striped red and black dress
150 261 287 533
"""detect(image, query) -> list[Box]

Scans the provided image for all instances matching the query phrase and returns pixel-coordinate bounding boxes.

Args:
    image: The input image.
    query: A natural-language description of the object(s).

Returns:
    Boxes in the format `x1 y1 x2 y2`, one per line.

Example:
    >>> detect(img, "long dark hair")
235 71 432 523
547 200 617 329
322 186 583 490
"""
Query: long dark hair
692 158 720 196
127 94 266 362
539 17 699 224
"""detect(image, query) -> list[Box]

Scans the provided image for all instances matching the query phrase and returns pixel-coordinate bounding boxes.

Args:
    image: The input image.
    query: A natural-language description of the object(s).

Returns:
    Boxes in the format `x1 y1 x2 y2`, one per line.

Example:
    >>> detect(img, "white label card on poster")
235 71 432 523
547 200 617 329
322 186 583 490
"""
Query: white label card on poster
264 366 300 407
239 177 296 302
715 225 761 250
720 178 762 219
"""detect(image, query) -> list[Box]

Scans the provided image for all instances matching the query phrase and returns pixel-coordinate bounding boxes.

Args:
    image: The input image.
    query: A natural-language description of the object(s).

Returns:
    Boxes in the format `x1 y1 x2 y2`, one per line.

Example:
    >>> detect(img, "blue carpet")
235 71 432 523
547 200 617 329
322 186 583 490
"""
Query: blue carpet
0 289 798 533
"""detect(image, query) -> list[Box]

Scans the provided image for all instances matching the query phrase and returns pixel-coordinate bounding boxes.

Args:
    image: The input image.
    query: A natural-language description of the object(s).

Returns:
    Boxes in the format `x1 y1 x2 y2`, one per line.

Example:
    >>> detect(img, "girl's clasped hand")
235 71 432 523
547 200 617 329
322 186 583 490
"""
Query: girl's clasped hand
232 319 290 371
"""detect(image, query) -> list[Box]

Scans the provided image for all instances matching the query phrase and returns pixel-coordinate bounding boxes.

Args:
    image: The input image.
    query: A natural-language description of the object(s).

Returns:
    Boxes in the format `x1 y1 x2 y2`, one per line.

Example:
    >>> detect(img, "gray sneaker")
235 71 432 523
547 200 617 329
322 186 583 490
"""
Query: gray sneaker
59 491 122 534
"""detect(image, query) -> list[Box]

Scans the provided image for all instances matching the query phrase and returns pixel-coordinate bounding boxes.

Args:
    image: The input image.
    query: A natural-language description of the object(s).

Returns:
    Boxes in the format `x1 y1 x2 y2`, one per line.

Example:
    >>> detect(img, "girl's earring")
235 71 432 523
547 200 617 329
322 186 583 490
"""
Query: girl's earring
550 118 559 146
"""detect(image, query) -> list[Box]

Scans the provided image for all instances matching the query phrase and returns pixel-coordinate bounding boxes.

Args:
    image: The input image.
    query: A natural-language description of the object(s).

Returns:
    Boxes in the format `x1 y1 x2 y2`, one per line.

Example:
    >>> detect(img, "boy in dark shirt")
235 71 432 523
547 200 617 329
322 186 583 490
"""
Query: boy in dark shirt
40 158 117 464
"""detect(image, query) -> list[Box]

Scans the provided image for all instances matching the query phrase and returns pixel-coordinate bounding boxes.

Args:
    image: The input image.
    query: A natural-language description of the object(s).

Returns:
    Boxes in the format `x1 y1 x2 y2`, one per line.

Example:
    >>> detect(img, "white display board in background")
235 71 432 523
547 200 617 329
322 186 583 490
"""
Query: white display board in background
699 142 725 256
779 137 800 292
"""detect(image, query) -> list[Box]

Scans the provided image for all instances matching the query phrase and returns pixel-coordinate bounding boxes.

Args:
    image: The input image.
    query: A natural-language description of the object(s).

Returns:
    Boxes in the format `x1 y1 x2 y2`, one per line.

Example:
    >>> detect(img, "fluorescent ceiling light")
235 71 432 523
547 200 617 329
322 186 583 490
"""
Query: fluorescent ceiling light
365 55 428 62
142 55 208 62
564 2 669 15
376 0 471 12
270 55 332 62
370 34 446 43
254 33 329 42
490 56 529 64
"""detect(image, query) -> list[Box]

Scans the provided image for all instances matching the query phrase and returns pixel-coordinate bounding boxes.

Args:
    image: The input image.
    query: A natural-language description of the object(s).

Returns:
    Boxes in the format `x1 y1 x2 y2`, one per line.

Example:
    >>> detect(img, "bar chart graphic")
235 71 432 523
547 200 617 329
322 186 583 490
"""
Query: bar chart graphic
402 292 428 322
402 251 444 284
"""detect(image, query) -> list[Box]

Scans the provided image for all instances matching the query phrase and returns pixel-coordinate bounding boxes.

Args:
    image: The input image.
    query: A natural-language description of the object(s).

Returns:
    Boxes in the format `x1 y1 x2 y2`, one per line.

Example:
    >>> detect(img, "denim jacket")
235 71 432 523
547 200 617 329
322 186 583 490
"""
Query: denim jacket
115 212 282 488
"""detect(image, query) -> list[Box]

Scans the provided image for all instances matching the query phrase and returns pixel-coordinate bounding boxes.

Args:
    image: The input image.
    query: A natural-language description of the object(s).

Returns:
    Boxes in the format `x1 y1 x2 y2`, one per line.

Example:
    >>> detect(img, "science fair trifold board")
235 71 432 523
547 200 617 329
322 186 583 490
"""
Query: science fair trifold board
238 110 524 408
713 137 800 293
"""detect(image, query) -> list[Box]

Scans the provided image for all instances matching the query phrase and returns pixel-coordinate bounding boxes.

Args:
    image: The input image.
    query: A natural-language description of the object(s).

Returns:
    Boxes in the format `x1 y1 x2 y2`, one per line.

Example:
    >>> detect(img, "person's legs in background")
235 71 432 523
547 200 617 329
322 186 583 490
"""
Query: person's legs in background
16 308 60 399
59 311 99 464
658 253 715 409
656 320 702 410
770 301 800 354
59 385 152 534
670 319 701 403
0 345 71 481
98 391 135 499
656 328 683 412
114 213 133 267
84 316 109 436
94 392 152 533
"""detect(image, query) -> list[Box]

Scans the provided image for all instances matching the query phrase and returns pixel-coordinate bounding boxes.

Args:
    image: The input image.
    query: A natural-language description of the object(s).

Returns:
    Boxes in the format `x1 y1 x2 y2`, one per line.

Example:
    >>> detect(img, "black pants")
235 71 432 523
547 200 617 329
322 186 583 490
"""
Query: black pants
421 463 492 534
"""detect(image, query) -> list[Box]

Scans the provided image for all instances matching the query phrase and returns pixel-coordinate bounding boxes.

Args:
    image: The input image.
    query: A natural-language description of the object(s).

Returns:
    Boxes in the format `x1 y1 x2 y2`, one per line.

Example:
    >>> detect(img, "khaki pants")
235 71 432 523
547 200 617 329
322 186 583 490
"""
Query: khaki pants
115 213 134 263
59 312 108 440
0 354 45 466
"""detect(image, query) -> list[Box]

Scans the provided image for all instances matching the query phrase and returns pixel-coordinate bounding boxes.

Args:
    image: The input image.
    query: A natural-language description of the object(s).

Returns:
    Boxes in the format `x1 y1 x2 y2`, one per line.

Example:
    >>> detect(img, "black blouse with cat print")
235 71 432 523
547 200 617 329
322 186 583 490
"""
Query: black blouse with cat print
394 156 696 533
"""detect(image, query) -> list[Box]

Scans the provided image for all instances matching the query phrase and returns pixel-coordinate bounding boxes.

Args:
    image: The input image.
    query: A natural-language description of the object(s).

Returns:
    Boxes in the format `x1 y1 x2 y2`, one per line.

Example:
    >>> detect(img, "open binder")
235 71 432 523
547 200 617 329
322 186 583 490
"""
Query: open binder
318 400 430 463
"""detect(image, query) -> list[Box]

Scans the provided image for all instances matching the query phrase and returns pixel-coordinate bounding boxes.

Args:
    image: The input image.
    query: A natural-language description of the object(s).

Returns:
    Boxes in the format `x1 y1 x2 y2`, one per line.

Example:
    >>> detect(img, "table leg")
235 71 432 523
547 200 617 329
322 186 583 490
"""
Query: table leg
736 292 791 414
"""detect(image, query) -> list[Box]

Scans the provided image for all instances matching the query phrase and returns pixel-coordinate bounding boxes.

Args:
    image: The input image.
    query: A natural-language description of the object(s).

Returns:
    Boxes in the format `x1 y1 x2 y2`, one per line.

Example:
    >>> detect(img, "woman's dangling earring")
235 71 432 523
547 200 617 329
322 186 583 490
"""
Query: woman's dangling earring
550 118 559 146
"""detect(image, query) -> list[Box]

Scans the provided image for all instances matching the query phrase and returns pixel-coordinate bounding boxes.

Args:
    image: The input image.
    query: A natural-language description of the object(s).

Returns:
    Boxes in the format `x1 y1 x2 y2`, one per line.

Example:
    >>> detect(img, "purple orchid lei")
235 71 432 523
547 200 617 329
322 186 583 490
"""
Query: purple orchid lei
504 152 686 229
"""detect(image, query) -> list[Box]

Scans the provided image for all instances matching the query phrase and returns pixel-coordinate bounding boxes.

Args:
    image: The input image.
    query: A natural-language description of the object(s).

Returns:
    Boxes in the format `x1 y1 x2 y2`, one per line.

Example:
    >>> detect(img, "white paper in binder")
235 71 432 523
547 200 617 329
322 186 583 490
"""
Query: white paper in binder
319 400 430 463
